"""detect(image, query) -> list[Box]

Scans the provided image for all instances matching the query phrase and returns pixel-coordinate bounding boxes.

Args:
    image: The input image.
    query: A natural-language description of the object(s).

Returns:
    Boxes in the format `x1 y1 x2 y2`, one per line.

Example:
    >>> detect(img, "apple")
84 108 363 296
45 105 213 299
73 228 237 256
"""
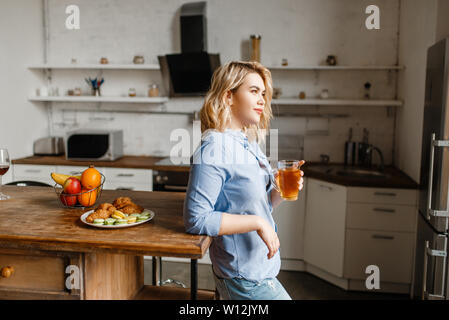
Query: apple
63 177 81 195
60 193 77 206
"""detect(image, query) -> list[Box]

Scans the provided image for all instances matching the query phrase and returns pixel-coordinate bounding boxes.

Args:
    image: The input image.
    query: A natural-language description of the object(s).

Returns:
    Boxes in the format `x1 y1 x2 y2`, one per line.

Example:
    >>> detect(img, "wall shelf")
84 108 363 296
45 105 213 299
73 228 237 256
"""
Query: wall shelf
28 64 160 70
268 65 404 71
272 98 402 107
28 96 168 104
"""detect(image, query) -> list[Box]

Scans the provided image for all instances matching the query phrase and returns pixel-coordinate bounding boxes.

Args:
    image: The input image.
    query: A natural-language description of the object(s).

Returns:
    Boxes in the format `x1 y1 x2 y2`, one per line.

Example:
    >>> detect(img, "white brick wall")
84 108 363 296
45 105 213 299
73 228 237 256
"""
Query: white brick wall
41 0 400 163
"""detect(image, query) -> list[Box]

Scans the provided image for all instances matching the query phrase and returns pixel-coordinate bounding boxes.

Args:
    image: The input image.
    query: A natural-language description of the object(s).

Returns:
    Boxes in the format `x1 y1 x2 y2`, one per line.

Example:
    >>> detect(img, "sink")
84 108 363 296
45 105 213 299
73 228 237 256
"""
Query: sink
306 165 389 179
335 168 389 178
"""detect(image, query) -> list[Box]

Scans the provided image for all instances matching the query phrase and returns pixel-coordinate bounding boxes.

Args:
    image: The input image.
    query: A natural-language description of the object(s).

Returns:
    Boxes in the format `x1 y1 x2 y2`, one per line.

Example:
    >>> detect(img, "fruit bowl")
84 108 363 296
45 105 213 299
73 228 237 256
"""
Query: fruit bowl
53 172 105 209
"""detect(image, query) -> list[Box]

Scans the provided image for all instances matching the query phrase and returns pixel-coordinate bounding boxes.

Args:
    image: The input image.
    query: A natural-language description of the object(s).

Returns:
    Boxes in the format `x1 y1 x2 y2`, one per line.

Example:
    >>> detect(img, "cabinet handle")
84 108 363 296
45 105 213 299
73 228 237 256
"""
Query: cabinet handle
319 184 333 191
373 208 396 213
374 192 397 197
372 234 394 240
25 169 41 173
1 266 14 278
117 173 134 177
116 187 134 190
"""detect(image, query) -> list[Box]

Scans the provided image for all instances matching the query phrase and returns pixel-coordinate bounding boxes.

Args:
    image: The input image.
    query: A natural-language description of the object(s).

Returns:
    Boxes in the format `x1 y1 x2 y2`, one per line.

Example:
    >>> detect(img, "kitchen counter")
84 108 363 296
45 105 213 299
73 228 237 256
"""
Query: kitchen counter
303 163 418 189
12 156 418 189
12 155 190 172
0 186 213 300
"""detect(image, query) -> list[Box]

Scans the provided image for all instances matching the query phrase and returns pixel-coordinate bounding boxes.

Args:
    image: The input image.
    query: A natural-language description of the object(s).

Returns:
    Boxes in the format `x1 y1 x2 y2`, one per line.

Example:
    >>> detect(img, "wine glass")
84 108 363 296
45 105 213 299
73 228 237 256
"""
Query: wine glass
0 149 11 200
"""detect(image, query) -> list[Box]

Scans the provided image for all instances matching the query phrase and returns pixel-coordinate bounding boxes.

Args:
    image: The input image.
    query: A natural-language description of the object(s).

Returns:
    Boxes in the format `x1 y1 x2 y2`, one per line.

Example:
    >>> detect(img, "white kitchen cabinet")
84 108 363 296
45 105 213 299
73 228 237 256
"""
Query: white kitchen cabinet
272 178 307 260
303 178 347 277
12 164 56 186
344 229 415 284
55 165 106 176
303 178 418 292
13 164 152 191
103 167 152 191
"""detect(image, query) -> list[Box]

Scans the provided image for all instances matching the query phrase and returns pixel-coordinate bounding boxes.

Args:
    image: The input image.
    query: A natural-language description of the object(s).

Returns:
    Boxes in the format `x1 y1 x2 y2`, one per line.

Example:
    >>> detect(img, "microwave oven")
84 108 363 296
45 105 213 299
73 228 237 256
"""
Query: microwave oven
65 129 123 161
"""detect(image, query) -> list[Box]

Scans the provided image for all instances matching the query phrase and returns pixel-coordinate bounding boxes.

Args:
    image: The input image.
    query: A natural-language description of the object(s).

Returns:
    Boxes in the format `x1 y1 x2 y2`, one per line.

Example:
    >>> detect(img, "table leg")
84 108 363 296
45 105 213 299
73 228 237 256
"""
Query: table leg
191 259 197 300
152 256 161 286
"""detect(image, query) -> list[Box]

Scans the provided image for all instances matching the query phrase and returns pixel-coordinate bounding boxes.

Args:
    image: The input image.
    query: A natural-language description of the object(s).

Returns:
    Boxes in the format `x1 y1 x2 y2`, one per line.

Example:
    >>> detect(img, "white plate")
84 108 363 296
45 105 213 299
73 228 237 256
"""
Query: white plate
80 209 155 229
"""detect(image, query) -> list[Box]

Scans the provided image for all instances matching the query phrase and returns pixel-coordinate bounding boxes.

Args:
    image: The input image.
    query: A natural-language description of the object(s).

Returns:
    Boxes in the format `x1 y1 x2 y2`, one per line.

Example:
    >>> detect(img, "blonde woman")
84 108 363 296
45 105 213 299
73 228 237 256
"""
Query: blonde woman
183 61 305 300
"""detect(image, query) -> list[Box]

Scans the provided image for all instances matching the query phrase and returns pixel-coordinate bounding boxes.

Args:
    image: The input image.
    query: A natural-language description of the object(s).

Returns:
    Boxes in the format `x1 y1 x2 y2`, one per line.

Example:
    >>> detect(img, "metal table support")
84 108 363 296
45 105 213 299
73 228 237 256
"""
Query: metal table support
152 256 198 300
191 259 198 300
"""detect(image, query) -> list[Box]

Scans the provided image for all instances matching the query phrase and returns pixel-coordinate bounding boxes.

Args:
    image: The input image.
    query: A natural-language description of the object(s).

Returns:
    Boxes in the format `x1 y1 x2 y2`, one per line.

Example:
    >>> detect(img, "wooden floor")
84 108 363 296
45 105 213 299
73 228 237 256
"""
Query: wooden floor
144 259 411 300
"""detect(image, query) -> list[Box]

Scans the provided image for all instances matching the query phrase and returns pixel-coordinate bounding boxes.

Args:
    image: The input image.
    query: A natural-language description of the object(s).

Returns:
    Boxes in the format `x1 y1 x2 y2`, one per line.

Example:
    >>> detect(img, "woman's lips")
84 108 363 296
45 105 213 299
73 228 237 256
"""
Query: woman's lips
254 108 263 115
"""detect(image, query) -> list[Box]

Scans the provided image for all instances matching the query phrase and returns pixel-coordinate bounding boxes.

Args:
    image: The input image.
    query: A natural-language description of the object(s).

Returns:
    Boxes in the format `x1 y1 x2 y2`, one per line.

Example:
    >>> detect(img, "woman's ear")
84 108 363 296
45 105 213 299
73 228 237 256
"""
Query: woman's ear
225 90 233 107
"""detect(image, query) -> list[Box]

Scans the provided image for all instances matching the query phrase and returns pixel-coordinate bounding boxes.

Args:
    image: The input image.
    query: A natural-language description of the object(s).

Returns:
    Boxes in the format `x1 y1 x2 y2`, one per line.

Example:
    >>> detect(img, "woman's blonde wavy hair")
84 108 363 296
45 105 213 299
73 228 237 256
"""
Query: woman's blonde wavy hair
200 61 273 142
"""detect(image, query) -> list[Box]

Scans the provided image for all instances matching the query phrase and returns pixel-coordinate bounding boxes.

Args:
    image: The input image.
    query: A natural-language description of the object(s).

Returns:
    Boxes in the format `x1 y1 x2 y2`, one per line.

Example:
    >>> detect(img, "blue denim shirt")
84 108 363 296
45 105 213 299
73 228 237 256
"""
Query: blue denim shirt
183 129 280 282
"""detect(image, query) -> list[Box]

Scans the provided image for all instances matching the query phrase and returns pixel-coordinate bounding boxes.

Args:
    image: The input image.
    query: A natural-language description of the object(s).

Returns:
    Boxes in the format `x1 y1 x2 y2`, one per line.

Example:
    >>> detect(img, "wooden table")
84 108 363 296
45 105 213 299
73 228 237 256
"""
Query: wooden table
0 186 213 300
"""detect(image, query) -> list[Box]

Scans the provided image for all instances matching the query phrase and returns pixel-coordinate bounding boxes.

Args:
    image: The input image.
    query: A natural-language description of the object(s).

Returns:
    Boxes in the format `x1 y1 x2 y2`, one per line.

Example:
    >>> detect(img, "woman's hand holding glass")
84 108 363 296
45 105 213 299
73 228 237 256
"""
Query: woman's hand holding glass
272 160 305 201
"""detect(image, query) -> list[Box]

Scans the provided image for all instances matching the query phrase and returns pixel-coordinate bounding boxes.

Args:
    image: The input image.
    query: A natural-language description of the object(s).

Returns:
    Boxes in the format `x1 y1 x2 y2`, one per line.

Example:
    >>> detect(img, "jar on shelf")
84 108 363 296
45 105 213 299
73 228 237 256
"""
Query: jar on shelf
148 84 159 97
128 88 136 97
250 35 261 62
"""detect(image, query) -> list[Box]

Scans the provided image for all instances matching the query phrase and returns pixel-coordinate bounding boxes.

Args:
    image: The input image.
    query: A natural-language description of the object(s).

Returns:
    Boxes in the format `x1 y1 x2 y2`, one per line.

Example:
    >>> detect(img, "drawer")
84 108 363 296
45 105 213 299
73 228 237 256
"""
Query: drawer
346 203 417 232
103 181 152 192
343 229 415 284
13 165 56 180
347 187 417 205
103 167 152 185
0 250 68 292
55 165 106 176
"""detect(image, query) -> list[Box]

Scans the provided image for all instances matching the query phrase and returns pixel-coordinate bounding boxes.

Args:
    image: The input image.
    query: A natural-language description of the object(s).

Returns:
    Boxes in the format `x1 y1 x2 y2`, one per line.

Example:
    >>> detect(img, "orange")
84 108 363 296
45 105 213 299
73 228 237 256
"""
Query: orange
81 165 102 189
77 188 97 207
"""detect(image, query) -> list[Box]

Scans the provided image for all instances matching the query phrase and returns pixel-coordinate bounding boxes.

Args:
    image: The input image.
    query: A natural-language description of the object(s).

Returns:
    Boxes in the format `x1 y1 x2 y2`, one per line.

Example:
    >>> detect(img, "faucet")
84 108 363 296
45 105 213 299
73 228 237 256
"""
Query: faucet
366 145 384 171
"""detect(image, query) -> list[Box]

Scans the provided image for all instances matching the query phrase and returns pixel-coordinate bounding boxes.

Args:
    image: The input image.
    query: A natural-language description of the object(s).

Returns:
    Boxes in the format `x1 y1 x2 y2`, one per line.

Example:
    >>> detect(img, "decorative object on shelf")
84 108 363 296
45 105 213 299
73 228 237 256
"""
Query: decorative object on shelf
364 82 371 99
128 88 137 97
85 77 104 96
39 86 48 97
49 87 59 96
74 87 82 96
299 91 306 99
250 34 261 62
71 58 77 64
326 55 337 66
133 55 145 64
148 84 159 97
320 89 329 99
100 57 109 64
281 58 288 66
272 88 282 99
67 89 74 96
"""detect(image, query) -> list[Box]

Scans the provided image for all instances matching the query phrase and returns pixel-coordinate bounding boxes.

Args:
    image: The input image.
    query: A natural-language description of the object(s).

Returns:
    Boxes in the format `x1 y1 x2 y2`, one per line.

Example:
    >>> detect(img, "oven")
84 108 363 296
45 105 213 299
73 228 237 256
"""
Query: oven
152 170 189 192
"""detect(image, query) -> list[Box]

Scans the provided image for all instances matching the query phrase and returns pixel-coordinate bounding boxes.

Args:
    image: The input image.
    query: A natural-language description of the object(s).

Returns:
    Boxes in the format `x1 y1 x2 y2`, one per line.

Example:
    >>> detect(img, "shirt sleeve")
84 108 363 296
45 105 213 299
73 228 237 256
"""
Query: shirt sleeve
183 161 227 237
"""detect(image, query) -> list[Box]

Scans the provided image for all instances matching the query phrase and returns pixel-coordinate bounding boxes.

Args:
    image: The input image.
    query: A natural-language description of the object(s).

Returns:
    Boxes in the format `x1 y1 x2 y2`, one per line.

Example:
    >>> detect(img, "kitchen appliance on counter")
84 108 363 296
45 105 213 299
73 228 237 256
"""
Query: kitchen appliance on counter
33 136 64 156
65 129 123 161
158 1 221 97
412 37 449 300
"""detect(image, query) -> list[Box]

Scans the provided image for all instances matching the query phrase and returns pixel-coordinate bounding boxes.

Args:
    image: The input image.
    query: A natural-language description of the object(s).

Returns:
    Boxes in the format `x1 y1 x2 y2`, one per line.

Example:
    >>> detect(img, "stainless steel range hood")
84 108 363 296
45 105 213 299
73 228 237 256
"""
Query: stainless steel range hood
158 2 221 97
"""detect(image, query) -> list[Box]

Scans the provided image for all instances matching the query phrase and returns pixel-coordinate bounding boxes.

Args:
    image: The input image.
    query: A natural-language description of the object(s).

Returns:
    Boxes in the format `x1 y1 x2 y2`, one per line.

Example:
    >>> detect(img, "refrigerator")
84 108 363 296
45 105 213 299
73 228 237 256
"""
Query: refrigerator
412 37 449 300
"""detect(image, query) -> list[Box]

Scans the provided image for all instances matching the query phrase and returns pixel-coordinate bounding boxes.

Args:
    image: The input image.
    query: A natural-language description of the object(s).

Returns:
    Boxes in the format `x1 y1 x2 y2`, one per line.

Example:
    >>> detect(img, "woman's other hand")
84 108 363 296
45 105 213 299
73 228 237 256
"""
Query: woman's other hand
256 217 280 259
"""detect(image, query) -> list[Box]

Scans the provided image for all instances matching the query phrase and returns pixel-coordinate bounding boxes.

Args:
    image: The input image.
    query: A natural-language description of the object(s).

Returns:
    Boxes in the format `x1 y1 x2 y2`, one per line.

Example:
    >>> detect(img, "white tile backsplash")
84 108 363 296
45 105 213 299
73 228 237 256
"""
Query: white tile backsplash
43 0 399 164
